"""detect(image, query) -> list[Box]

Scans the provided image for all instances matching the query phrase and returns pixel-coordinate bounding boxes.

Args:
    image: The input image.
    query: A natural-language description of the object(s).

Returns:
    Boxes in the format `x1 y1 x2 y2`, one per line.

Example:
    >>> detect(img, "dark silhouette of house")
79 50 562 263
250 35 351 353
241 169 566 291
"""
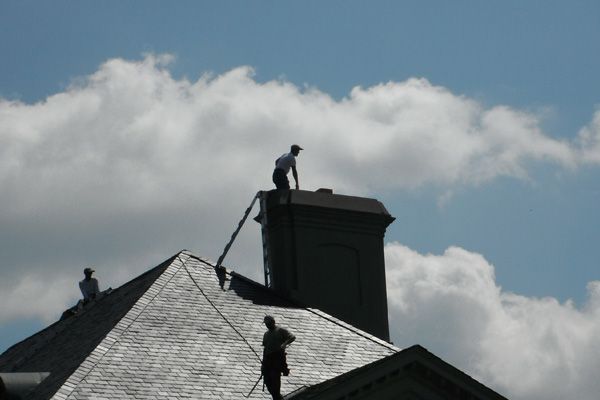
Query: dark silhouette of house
0 190 509 399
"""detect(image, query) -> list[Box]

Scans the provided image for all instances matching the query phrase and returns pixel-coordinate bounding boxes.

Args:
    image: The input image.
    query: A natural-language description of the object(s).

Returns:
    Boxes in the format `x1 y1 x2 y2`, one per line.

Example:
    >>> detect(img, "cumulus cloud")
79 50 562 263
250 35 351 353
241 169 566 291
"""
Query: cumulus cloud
0 272 75 323
386 243 600 400
577 107 600 163
0 54 594 221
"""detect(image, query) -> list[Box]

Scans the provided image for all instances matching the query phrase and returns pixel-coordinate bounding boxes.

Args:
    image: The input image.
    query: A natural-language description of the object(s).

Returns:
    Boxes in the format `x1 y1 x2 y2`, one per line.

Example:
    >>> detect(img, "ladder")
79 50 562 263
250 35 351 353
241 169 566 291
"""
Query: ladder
259 192 272 288
215 191 273 288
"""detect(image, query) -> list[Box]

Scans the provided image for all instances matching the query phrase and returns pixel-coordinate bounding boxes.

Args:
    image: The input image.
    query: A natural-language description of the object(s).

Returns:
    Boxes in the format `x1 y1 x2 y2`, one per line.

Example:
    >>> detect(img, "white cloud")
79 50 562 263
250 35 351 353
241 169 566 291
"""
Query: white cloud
577 107 600 163
386 243 600 400
0 272 76 324
0 54 594 222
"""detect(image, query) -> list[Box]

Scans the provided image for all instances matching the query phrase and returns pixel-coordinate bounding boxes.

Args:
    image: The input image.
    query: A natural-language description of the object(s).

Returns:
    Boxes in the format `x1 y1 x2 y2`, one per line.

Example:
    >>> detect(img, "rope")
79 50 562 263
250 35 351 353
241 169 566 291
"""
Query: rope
181 255 263 363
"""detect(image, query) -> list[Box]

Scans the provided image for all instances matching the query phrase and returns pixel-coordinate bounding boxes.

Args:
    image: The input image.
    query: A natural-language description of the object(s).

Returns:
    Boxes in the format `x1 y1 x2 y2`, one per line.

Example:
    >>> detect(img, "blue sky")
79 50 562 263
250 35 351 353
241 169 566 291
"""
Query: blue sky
1 2 599 399
3 1 598 128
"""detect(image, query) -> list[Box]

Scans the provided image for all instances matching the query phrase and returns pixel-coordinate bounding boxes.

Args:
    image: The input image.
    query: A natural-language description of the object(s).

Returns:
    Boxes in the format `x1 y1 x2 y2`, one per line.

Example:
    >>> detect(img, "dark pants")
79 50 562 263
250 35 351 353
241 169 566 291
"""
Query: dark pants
272 168 289 190
262 351 288 400
264 370 282 400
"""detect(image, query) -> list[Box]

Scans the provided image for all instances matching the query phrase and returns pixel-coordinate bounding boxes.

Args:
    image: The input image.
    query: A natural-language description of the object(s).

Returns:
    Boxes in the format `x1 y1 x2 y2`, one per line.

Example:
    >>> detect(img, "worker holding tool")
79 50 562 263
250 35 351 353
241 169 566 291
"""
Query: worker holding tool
262 315 295 400
273 144 302 190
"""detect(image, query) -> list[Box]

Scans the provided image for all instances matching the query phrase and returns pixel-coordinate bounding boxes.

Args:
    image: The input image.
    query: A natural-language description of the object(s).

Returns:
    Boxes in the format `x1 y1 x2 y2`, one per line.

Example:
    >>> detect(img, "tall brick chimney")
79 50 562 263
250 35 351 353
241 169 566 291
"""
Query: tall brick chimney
256 189 395 341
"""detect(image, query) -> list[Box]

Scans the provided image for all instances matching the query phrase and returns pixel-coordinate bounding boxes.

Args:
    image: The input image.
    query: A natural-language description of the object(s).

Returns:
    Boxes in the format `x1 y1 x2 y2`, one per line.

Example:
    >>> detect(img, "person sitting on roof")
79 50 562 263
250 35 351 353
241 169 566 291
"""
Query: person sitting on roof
262 315 295 400
273 144 302 190
79 267 100 303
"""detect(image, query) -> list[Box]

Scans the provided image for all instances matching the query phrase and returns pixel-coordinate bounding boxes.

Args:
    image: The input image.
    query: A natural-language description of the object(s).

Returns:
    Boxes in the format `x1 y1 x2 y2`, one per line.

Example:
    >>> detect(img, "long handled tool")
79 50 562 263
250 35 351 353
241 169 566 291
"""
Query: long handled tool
244 374 263 398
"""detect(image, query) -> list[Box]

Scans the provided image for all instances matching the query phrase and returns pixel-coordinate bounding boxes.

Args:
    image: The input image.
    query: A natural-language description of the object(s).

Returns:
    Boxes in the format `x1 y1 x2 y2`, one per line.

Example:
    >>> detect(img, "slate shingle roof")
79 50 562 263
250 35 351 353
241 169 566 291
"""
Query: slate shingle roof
0 251 398 399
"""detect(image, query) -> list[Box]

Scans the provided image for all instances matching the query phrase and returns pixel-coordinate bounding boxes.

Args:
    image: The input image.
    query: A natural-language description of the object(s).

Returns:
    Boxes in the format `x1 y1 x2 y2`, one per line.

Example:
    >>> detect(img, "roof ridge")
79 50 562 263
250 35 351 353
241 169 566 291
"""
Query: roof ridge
50 253 191 400
185 252 399 353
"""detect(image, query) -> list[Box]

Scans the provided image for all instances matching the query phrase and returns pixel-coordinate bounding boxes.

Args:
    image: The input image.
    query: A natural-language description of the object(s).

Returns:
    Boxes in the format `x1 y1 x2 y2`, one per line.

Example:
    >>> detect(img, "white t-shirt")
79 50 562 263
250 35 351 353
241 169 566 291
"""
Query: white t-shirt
275 152 296 174
79 278 100 300
263 326 295 355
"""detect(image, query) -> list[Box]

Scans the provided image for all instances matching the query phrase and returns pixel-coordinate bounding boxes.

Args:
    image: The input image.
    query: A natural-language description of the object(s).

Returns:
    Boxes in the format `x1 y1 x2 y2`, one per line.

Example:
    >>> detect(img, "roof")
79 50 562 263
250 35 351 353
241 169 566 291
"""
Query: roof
0 251 397 399
286 345 509 400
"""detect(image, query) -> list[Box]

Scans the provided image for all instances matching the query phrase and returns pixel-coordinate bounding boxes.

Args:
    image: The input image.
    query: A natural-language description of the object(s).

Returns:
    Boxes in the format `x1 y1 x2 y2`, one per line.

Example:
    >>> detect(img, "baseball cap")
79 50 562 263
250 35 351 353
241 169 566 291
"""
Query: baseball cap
264 315 275 323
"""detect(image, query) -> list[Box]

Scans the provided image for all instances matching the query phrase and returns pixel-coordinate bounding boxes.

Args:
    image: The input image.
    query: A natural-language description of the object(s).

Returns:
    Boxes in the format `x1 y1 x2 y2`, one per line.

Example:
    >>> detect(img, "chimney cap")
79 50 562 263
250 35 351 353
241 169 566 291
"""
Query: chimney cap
264 189 395 225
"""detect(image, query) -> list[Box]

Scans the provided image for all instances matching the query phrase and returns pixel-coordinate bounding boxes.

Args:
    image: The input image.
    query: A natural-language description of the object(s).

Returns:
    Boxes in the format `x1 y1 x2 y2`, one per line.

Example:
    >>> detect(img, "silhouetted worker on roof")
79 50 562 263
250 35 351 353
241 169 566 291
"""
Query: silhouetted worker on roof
79 267 100 303
273 144 302 190
262 315 295 400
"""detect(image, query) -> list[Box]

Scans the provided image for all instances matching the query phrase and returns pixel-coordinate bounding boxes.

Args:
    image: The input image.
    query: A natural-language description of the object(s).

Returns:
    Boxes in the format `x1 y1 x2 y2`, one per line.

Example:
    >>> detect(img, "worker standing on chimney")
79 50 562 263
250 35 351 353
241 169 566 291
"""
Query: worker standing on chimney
273 144 302 190
261 315 295 400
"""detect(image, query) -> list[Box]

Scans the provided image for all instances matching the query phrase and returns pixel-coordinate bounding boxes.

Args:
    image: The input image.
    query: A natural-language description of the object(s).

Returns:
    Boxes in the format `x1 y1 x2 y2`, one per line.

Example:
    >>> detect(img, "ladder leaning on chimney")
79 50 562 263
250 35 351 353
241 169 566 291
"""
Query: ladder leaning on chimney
215 191 273 288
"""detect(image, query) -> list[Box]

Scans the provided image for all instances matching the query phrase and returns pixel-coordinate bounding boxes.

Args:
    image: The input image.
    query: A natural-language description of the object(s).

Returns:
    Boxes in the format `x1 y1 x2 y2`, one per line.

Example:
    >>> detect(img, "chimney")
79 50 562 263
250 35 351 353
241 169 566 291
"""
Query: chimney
256 189 395 341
